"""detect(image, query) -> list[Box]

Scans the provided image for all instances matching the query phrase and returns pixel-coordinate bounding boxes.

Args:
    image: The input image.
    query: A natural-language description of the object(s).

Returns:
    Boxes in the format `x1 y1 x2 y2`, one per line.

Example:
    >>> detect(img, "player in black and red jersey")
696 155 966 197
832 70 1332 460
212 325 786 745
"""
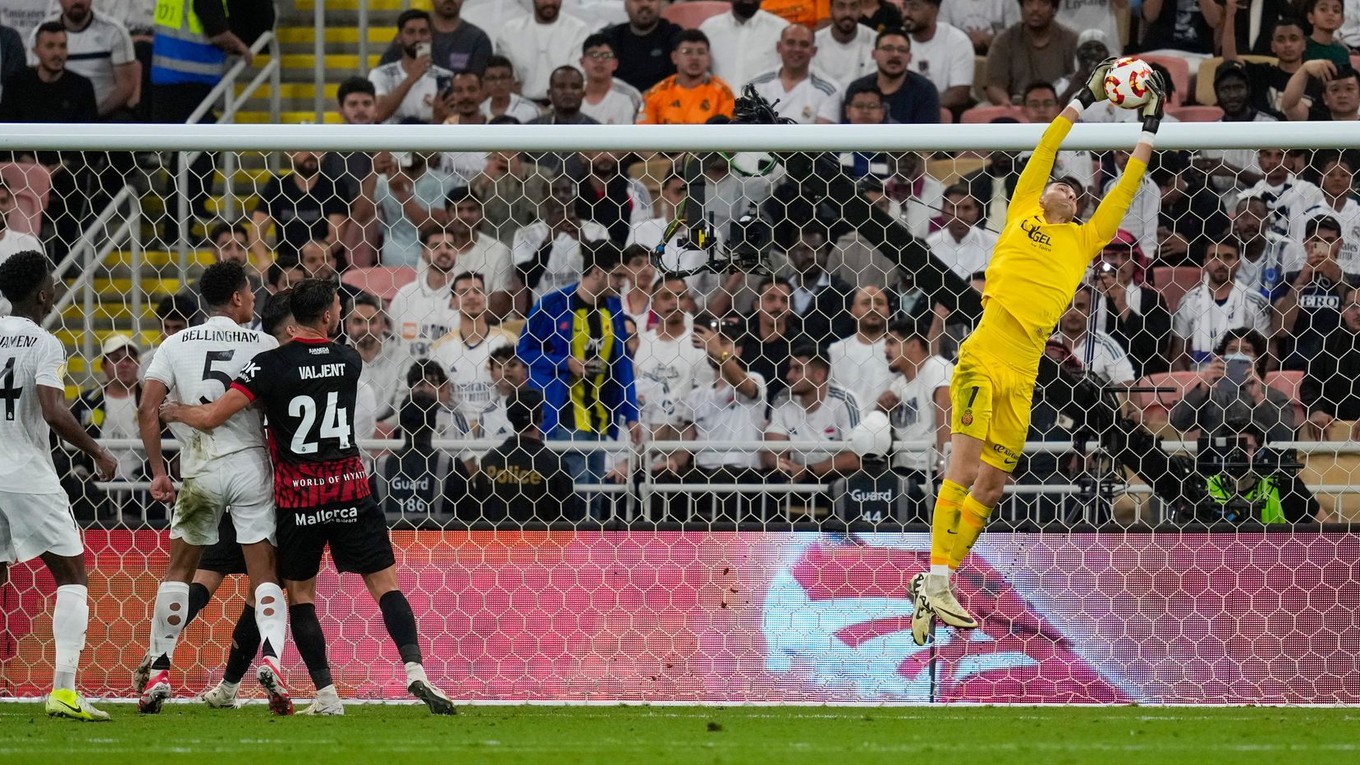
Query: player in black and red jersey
162 279 455 716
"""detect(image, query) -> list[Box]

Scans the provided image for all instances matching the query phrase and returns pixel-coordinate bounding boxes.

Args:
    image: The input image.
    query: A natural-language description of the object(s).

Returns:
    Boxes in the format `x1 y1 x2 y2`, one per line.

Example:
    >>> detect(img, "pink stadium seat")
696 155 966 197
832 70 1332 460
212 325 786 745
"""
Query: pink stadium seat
342 266 416 303
1134 371 1204 422
1138 54 1190 107
662 1 730 29
0 162 51 236
1149 266 1203 312
1265 370 1306 425
1167 105 1224 122
958 104 1026 124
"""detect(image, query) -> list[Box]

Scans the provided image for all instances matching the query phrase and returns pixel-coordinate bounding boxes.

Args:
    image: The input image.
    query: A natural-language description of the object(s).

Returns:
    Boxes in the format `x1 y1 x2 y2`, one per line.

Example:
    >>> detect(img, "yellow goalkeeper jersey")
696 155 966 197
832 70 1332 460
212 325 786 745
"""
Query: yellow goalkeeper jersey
975 116 1148 371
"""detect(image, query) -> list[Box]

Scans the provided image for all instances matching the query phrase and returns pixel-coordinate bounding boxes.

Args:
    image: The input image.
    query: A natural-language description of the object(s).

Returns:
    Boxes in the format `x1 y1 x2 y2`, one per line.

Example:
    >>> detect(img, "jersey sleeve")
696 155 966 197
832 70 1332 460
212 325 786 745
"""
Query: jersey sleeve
34 334 66 390
143 337 176 389
1009 115 1075 222
230 350 274 402
1087 156 1150 245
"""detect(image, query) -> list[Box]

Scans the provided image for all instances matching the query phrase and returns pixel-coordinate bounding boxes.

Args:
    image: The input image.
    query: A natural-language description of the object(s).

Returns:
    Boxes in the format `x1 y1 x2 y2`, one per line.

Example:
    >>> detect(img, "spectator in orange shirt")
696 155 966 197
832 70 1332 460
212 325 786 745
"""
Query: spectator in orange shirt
638 30 736 125
763 0 832 28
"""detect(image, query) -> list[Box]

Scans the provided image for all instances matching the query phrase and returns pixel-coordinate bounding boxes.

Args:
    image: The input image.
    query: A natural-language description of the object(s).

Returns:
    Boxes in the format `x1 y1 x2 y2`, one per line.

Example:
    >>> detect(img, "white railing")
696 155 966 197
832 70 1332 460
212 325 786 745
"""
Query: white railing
174 31 281 271
42 187 142 366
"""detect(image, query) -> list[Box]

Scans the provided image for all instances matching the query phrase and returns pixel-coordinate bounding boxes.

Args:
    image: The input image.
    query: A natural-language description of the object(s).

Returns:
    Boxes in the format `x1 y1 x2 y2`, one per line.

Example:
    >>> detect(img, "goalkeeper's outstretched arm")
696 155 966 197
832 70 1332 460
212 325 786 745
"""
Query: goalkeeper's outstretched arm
1090 69 1167 241
1010 59 1117 218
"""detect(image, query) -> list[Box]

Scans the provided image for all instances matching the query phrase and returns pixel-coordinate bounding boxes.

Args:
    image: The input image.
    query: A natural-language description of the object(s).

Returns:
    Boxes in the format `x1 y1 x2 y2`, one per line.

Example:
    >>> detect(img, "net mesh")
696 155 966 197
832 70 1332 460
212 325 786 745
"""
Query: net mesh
1 137 1358 704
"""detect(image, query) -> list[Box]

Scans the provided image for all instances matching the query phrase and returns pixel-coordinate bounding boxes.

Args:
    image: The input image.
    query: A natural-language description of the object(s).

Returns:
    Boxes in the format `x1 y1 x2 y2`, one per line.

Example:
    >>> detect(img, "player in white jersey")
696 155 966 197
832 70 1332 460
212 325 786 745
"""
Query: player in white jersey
0 251 117 721
133 262 292 716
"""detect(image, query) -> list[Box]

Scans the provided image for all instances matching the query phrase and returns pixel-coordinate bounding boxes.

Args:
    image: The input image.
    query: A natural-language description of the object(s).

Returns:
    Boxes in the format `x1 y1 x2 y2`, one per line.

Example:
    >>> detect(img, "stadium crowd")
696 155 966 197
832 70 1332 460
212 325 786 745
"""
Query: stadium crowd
2 0 1360 526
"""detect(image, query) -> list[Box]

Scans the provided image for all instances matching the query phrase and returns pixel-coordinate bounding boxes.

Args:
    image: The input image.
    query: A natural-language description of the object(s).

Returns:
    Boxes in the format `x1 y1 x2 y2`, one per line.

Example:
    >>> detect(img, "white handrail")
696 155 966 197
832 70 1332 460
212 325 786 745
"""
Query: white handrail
4 122 1359 153
175 31 281 270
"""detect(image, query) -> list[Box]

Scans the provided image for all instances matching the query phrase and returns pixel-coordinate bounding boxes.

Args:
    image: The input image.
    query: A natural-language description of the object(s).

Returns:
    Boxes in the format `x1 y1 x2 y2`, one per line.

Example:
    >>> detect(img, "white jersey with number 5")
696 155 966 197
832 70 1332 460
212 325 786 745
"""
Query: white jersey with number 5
144 315 278 478
0 316 67 495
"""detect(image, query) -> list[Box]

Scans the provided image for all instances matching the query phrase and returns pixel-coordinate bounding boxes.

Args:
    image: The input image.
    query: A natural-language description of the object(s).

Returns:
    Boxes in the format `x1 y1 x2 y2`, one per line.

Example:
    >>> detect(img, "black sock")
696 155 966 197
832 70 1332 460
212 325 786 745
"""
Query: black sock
289 603 334 690
378 591 422 666
223 604 260 684
185 583 212 624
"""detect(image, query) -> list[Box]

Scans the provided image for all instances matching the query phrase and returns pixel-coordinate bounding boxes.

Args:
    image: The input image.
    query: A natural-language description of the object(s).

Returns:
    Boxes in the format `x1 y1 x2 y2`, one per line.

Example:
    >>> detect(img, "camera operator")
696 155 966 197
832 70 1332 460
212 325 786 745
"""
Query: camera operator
1170 327 1321 524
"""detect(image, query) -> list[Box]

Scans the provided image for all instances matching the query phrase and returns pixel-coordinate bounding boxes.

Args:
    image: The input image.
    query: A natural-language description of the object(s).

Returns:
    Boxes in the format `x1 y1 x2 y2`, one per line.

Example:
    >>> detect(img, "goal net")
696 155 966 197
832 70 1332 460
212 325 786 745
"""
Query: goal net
0 123 1356 704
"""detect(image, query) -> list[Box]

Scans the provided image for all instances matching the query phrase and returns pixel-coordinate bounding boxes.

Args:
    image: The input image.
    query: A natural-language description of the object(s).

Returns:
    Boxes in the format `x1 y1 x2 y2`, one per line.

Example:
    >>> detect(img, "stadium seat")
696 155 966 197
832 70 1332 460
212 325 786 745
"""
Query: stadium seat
1133 371 1204 422
661 1 729 28
0 162 51 236
342 266 416 302
1265 370 1306 425
959 104 1026 123
1149 265 1203 312
1194 55 1277 106
1167 105 1224 122
1138 54 1190 106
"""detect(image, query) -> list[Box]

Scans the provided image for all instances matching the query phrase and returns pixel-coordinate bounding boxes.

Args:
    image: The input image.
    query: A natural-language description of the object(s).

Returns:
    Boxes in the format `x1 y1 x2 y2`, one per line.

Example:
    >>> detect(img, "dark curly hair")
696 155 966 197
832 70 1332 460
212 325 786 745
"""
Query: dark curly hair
0 250 51 304
199 261 249 308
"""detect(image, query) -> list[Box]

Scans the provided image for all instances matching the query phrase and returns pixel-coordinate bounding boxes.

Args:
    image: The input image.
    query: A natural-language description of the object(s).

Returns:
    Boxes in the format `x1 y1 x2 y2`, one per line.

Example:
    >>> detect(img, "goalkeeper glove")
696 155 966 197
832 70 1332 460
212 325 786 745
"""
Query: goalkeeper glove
1140 69 1168 134
1076 56 1119 108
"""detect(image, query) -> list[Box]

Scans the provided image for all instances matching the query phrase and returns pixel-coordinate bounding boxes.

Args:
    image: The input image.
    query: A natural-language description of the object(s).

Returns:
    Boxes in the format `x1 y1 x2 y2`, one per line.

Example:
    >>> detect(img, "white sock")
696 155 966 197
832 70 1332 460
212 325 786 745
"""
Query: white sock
316 684 340 703
405 661 427 686
149 581 191 666
253 582 287 662
51 584 88 692
930 564 951 578
217 679 240 693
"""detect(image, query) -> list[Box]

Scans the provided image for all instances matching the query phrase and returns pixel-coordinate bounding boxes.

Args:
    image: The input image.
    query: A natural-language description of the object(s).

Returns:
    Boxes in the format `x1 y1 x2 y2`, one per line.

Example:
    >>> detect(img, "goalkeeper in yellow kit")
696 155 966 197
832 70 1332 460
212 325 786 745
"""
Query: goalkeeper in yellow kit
909 62 1166 645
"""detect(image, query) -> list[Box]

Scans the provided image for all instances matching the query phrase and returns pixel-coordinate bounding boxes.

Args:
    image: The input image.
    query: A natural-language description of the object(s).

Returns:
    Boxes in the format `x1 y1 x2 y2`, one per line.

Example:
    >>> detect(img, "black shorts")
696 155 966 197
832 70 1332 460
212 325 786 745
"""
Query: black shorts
276 497 395 582
197 512 248 575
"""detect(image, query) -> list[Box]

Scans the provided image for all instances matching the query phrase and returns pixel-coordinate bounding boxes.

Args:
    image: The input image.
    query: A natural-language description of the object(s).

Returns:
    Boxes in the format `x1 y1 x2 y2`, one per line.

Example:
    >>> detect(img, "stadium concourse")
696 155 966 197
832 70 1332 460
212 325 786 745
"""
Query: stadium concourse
1 0 1360 719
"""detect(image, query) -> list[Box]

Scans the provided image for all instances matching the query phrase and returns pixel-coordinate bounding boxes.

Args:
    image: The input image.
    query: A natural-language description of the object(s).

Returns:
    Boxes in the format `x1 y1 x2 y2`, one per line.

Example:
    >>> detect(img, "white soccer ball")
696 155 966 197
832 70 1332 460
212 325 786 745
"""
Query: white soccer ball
1103 57 1155 109
850 410 893 458
724 151 779 178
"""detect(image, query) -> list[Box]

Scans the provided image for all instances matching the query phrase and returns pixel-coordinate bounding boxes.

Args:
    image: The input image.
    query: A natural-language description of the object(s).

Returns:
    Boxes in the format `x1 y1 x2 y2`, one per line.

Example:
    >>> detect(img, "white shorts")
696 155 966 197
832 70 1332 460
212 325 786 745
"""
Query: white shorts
170 449 275 547
0 490 81 563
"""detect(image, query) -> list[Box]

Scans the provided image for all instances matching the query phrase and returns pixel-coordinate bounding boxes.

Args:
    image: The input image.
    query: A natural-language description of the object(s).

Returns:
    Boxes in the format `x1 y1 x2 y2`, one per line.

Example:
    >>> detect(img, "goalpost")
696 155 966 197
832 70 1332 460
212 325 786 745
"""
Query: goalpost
0 123 1356 705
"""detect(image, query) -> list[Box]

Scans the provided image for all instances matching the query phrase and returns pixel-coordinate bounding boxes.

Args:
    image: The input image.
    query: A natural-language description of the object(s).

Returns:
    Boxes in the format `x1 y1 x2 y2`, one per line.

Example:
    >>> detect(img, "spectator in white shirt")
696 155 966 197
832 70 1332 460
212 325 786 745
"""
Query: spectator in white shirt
746 24 843 125
386 225 463 360
579 34 643 125
634 276 714 443
879 317 953 480
345 293 411 426
33 0 136 117
764 346 862 513
1103 148 1160 259
429 271 518 433
815 0 877 87
926 184 997 279
675 323 770 521
940 0 1020 54
1290 151 1360 278
900 0 976 114
479 54 543 123
513 174 611 308
441 187 515 318
1048 288 1138 387
1021 81 1095 194
369 9 456 124
494 0 592 102
1172 238 1273 370
1242 147 1326 239
1232 194 1303 301
828 285 896 414
699 0 789 89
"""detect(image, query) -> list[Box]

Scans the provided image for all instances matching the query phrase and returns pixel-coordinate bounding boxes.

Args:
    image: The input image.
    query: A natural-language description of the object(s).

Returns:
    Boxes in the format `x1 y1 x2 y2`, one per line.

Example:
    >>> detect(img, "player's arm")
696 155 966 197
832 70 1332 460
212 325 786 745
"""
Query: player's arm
160 388 251 430
1013 57 1118 218
138 379 176 502
1089 71 1165 242
38 385 117 481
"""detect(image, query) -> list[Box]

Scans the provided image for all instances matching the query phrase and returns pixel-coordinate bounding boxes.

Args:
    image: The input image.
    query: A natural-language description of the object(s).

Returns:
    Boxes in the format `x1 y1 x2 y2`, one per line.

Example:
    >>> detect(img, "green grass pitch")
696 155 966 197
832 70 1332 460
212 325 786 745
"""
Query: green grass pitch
1 703 1355 765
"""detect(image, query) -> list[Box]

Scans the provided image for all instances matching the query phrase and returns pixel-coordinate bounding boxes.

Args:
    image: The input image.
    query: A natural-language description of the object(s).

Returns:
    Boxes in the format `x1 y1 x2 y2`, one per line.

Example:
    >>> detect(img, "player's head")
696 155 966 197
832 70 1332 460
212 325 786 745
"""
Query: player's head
199 260 255 323
787 344 830 395
0 250 55 318
1040 179 1079 223
885 317 929 374
289 278 341 337
261 289 295 343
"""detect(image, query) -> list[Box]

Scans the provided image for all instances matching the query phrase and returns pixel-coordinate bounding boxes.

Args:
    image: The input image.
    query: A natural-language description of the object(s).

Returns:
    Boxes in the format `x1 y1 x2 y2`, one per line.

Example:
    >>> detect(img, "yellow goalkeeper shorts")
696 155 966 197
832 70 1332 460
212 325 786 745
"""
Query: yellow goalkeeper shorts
950 341 1036 474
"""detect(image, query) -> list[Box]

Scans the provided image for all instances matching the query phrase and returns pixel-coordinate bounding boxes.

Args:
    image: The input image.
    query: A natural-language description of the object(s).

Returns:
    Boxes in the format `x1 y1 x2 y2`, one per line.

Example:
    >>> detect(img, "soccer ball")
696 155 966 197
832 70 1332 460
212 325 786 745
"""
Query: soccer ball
1103 57 1155 108
724 151 779 178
